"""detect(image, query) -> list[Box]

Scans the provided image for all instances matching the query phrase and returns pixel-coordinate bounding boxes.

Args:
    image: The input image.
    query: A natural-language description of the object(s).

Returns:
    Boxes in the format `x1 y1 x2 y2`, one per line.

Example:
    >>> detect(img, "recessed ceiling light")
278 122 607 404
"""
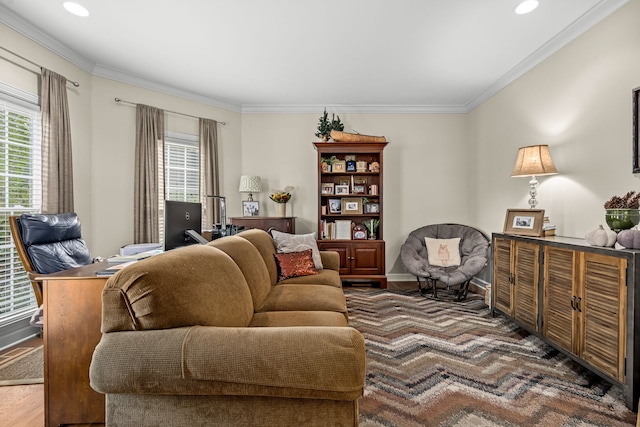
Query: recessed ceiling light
514 0 539 15
63 2 89 17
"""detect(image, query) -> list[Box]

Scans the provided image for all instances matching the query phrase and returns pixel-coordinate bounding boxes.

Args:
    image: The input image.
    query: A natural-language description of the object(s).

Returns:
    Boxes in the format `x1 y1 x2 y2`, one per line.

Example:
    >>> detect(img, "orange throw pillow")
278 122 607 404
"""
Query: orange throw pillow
273 249 318 281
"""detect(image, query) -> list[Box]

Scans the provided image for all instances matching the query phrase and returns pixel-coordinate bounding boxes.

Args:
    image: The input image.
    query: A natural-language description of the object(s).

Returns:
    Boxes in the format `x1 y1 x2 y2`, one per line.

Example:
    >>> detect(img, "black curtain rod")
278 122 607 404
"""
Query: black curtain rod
114 97 226 125
0 46 80 87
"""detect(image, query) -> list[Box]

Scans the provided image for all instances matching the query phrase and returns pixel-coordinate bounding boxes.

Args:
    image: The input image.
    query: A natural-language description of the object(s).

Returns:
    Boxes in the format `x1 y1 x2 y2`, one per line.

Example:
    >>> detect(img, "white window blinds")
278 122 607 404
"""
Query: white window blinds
165 133 199 203
0 87 42 326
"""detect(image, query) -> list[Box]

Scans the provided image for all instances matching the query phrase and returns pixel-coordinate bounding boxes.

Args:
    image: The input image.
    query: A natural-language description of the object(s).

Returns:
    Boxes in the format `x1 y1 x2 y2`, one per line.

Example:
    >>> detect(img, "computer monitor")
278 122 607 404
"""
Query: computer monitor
164 200 208 251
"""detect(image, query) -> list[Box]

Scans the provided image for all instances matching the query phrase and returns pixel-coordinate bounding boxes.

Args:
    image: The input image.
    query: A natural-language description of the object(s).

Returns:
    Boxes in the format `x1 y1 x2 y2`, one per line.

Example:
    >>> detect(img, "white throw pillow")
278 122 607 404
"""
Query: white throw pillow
271 230 323 270
424 237 461 267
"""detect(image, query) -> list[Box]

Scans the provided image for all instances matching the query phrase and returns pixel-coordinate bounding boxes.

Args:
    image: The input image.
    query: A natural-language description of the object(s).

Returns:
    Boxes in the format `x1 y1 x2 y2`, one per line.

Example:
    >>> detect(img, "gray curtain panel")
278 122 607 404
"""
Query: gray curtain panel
199 118 220 228
40 68 74 213
134 104 164 243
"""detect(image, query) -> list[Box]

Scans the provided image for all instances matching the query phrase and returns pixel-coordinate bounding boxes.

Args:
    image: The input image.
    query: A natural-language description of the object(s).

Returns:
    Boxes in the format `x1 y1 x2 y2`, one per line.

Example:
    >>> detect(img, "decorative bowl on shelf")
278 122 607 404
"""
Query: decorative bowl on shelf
605 209 640 232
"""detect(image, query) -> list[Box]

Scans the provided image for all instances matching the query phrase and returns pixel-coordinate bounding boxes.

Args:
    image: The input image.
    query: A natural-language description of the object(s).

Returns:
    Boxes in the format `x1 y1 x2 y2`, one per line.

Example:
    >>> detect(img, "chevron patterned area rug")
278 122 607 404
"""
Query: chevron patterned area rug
345 288 637 427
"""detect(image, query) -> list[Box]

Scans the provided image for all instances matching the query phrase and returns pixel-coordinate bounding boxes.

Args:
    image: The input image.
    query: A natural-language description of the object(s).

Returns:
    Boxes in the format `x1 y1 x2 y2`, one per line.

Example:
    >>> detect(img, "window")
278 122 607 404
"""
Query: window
165 132 199 202
159 132 200 240
0 85 42 326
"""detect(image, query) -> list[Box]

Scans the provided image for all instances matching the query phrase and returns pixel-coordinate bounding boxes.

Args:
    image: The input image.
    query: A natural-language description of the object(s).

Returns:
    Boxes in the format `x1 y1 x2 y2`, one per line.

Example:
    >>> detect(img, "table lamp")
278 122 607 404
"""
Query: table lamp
238 175 262 201
511 144 558 208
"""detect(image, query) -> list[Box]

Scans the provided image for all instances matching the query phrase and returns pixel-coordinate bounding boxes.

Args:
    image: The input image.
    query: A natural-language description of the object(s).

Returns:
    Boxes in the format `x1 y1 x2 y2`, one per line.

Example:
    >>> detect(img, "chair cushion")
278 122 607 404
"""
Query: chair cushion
19 212 93 274
424 237 461 267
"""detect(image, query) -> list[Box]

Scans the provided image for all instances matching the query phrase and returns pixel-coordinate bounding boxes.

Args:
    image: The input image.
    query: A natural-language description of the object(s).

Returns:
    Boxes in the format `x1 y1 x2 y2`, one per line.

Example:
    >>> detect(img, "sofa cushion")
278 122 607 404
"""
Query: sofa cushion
237 229 280 286
101 245 254 332
249 311 348 327
271 230 323 270
207 236 272 310
274 249 318 281
256 284 347 316
278 268 341 287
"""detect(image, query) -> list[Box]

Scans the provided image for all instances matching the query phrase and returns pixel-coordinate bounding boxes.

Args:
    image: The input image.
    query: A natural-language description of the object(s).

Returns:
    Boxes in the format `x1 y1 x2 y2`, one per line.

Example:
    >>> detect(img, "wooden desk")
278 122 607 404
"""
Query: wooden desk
229 216 295 233
37 262 108 427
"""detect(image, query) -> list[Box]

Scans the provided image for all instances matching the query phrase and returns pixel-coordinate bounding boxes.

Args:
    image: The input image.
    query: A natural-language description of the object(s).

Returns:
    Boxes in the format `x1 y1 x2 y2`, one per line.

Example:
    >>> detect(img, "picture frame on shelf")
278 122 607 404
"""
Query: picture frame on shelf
333 160 346 172
353 224 368 240
328 198 342 214
338 179 350 186
321 183 334 195
365 203 379 213
335 185 350 195
342 197 363 214
352 184 366 194
353 177 367 185
242 201 260 217
503 208 545 236
633 86 640 173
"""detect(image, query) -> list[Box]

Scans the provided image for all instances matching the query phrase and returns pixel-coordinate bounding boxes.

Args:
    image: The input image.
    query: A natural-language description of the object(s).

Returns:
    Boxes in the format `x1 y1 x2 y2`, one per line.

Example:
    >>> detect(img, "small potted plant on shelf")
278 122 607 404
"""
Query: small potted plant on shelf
315 108 344 141
604 191 640 232
363 218 379 240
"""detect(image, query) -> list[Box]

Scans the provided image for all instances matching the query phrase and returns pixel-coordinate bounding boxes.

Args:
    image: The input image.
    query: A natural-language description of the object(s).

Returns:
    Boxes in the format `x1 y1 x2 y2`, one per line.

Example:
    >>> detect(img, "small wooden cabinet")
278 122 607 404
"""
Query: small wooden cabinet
492 233 639 409
38 263 109 427
493 237 539 332
314 141 388 287
229 216 295 233
317 240 386 288
543 247 626 381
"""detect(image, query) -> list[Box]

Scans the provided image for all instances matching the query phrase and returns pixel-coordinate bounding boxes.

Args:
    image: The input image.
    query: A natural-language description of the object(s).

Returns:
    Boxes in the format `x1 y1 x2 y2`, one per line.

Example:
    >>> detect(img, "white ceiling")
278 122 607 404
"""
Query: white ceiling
0 0 628 113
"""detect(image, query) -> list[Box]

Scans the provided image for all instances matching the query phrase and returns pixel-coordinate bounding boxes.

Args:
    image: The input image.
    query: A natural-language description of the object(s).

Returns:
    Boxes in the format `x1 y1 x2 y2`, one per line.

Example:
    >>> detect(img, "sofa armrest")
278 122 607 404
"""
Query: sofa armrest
320 250 340 271
91 326 365 399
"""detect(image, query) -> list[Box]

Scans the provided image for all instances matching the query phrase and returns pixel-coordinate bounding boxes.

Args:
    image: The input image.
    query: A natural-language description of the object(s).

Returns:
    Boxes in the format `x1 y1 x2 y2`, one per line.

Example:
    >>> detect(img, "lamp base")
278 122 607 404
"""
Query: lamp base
528 176 539 208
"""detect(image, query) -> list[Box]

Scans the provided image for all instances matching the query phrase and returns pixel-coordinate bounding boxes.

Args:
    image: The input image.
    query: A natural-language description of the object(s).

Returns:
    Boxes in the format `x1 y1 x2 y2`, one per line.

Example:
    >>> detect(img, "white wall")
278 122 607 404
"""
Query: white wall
89 77 241 256
240 113 469 275
2 0 639 279
469 0 640 240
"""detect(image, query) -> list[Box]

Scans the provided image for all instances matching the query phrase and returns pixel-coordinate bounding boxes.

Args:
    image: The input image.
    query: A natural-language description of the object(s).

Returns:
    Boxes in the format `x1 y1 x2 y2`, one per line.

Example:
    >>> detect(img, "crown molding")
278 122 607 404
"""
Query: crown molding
0 4 95 73
465 0 629 112
240 104 468 114
92 64 243 113
0 0 629 115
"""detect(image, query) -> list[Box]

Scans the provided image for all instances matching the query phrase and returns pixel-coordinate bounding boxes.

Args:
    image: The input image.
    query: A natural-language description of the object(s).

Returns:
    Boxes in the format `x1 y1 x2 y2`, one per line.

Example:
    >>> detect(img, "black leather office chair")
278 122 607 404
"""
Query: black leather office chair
9 212 93 306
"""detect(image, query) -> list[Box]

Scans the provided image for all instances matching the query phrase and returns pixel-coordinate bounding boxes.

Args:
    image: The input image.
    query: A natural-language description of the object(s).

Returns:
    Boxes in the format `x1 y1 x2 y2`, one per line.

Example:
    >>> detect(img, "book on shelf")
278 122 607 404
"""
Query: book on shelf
320 219 354 240
335 220 352 240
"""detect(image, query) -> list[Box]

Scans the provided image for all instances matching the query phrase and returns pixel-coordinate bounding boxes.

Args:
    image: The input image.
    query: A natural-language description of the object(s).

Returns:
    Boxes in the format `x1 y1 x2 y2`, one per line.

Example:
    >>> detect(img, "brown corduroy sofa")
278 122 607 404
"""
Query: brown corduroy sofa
90 229 365 427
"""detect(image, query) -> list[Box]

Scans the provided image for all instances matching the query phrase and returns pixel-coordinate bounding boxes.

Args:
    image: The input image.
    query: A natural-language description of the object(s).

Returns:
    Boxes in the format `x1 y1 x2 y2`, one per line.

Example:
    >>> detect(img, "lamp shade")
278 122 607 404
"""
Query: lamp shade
238 175 262 193
511 145 558 177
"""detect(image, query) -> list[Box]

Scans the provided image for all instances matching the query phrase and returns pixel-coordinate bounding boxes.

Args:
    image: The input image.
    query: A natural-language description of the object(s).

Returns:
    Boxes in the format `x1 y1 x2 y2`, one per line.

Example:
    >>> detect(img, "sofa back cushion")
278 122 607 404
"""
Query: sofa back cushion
101 245 254 333
207 235 272 310
236 229 279 286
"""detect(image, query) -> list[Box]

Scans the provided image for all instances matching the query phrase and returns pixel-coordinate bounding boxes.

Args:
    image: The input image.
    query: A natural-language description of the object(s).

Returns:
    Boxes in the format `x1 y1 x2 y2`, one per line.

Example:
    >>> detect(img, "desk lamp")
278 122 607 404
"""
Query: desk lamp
238 175 262 202
511 144 558 208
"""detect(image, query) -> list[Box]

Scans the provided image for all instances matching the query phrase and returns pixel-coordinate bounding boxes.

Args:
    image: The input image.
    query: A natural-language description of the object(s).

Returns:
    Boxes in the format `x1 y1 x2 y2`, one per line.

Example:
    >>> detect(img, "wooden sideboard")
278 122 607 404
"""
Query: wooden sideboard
492 233 640 410
37 262 108 427
230 216 295 233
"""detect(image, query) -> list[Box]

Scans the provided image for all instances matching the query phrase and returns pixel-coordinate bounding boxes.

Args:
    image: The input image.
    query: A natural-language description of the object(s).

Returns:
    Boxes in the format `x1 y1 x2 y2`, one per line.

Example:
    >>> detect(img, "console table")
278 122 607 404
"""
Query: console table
37 262 108 427
230 216 295 233
492 233 640 410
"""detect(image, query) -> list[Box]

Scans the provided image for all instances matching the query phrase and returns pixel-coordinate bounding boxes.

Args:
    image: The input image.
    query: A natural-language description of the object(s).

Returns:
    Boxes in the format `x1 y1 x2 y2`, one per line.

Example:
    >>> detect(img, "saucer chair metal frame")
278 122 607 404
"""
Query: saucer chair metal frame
400 223 490 301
